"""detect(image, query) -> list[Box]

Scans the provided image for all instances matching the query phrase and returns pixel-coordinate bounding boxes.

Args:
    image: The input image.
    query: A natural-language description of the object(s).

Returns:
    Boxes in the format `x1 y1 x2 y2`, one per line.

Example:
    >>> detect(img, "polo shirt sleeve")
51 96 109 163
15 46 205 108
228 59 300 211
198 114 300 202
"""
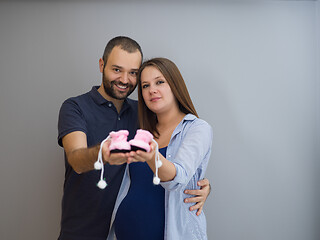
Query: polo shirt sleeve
57 98 87 147
160 120 213 191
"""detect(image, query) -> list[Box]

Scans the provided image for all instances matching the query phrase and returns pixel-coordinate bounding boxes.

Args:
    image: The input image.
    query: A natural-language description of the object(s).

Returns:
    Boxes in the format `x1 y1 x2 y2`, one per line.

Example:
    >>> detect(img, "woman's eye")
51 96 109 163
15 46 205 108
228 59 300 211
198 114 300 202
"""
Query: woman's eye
157 80 164 85
142 84 149 89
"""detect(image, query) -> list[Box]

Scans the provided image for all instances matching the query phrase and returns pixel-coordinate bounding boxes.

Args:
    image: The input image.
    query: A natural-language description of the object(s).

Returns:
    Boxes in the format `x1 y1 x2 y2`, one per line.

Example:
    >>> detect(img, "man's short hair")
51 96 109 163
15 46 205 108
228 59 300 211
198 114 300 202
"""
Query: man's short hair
102 36 143 65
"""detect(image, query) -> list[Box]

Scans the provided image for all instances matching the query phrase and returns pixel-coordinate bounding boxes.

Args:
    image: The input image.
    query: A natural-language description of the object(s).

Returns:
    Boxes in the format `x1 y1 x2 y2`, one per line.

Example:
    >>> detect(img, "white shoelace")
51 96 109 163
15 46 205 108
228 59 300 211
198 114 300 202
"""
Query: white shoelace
152 139 163 185
94 135 163 189
94 136 110 189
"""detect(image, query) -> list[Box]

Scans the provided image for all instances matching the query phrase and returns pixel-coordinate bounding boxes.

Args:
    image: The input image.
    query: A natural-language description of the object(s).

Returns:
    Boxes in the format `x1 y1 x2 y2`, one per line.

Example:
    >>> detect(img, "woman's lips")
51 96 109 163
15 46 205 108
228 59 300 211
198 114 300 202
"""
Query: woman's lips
150 97 161 102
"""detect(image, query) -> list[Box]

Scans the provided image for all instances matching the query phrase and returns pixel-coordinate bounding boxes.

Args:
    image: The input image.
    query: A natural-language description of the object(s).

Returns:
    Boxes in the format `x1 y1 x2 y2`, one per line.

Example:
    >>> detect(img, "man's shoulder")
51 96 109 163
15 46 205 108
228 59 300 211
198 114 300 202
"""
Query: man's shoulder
60 88 95 109
64 90 91 103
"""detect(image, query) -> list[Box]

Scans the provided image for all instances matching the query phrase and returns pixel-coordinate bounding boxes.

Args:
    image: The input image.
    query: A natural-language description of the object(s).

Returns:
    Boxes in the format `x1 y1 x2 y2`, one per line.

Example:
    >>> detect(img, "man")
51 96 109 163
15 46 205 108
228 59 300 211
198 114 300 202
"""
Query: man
57 36 210 240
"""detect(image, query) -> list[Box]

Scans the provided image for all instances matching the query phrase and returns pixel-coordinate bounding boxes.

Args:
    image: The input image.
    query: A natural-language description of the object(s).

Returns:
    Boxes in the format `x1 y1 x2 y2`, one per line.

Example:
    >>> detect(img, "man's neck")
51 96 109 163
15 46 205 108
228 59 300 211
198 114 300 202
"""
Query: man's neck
97 85 124 113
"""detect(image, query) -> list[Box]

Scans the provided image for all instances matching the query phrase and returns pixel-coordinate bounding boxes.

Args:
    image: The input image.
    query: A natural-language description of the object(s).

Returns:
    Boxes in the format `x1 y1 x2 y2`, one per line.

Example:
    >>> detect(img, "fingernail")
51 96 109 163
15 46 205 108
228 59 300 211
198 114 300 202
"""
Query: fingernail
185 199 188 203
184 190 188 194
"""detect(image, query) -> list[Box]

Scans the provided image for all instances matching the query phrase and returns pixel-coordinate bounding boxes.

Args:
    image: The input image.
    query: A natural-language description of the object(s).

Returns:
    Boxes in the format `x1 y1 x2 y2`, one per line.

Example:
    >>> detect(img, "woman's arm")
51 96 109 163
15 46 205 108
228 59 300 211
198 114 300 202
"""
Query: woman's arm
127 120 213 188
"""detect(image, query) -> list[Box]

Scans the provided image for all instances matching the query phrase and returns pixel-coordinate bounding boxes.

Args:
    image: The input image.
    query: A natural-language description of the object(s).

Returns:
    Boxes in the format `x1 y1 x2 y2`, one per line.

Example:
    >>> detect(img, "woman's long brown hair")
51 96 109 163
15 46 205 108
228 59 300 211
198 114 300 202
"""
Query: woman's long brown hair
137 58 198 138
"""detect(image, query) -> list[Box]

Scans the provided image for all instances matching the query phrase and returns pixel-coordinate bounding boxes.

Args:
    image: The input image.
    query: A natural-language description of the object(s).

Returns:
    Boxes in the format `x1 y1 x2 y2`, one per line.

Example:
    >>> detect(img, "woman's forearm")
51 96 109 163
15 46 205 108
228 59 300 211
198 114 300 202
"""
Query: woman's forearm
146 153 176 182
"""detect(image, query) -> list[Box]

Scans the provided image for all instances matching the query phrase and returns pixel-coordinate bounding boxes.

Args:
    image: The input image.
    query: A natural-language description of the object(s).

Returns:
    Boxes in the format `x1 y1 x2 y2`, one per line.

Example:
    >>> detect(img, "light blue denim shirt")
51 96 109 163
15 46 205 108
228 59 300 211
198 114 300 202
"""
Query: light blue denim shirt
107 114 213 240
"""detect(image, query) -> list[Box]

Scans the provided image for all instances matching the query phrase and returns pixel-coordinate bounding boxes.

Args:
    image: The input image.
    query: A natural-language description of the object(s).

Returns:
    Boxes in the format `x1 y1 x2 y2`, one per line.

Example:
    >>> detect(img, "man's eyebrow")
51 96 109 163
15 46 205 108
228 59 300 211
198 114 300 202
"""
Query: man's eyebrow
112 65 139 72
111 65 123 69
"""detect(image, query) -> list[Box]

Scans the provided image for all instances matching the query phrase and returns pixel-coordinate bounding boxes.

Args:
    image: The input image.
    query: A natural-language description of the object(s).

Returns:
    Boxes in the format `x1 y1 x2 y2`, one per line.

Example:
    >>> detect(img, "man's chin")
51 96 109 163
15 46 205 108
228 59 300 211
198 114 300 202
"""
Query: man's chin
114 96 127 100
105 87 131 100
113 92 130 100
115 88 135 99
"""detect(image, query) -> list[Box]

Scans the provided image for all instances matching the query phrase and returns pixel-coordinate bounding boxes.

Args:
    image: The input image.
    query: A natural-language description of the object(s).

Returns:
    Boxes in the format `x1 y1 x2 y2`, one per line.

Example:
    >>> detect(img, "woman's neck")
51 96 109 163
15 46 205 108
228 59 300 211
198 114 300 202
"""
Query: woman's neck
155 109 185 147
156 109 186 132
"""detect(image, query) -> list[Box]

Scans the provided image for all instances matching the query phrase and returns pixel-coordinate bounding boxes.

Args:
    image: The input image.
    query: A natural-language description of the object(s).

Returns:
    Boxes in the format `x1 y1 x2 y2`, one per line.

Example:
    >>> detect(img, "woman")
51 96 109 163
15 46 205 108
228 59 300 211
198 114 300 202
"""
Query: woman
107 58 213 240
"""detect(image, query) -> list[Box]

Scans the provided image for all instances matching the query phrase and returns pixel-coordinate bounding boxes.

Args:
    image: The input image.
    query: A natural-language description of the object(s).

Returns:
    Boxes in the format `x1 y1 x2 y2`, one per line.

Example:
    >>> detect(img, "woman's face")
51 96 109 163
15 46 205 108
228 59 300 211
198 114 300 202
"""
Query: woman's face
140 66 178 114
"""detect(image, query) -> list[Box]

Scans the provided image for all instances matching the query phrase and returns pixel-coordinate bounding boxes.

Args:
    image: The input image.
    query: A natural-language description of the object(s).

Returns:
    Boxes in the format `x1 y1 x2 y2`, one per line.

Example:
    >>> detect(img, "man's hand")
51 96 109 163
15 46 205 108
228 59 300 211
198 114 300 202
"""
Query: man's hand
184 178 211 216
101 140 128 165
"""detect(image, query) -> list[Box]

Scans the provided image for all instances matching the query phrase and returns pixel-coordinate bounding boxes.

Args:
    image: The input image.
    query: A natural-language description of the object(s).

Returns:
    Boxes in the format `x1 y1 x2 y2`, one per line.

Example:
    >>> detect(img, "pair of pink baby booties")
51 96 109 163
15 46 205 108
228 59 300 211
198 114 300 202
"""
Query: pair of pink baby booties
109 129 153 153
95 129 161 189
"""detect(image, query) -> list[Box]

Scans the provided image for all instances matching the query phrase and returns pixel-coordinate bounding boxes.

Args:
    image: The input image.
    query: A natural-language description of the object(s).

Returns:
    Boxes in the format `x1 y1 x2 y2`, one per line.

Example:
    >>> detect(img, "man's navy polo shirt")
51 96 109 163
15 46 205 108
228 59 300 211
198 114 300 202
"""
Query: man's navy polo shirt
57 86 138 240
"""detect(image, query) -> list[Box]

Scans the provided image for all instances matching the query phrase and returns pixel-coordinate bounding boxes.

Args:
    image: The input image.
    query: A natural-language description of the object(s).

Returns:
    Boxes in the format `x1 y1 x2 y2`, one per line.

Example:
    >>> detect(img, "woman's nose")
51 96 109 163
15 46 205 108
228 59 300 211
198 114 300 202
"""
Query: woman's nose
149 86 158 94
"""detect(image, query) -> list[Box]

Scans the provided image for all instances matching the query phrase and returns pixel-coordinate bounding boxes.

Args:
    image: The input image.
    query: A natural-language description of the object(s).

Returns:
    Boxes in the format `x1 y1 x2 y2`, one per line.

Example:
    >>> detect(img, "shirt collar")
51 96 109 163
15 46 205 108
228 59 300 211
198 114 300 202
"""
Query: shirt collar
183 113 197 121
89 86 110 105
89 86 131 109
171 113 197 137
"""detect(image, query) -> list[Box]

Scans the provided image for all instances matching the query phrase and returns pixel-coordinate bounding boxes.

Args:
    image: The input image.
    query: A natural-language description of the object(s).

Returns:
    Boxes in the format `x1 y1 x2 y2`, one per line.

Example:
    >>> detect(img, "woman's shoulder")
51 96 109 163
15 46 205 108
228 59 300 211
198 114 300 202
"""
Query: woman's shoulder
180 114 213 141
184 114 212 129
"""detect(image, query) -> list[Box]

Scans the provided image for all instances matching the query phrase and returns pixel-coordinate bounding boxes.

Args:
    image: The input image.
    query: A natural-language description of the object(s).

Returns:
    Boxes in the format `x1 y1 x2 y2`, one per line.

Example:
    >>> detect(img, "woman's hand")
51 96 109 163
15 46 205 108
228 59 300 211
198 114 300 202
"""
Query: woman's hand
126 141 157 164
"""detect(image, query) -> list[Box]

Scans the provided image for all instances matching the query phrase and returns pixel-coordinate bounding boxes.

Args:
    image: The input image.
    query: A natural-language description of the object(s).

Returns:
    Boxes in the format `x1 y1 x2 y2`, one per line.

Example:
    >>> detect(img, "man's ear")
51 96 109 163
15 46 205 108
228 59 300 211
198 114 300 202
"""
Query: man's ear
99 58 105 73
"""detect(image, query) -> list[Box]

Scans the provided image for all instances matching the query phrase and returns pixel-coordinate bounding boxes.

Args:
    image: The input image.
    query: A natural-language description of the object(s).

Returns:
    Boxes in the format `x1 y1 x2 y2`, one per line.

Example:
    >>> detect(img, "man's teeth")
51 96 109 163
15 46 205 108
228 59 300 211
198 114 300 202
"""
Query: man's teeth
116 84 127 89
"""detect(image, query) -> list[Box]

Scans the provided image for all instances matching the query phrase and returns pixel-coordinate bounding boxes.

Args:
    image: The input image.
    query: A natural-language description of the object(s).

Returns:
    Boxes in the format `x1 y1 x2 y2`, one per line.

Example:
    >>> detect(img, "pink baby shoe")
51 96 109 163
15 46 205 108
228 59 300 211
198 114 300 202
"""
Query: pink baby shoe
129 129 153 152
109 130 131 153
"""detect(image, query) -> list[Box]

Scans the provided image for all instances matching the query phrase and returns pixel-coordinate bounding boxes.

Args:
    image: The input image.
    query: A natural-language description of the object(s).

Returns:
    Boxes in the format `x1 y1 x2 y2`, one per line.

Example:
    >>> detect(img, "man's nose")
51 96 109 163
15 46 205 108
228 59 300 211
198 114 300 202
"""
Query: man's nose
120 72 129 83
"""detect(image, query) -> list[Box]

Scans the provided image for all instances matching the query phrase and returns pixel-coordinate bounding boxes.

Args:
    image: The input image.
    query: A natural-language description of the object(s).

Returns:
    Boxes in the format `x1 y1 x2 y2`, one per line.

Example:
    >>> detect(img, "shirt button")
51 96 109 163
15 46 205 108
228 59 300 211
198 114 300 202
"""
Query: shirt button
168 154 171 158
108 103 112 107
118 117 121 120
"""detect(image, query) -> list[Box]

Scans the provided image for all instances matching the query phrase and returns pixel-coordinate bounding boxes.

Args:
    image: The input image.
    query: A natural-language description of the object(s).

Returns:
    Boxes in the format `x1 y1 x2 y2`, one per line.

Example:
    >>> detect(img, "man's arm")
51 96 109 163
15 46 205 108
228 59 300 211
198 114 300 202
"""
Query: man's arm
62 131 128 174
62 131 99 174
184 178 211 216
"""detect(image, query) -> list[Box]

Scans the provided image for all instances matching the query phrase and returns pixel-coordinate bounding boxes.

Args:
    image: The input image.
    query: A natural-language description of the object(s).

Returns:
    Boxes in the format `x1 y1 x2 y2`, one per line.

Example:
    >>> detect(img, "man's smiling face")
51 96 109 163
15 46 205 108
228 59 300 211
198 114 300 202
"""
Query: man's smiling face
102 46 142 100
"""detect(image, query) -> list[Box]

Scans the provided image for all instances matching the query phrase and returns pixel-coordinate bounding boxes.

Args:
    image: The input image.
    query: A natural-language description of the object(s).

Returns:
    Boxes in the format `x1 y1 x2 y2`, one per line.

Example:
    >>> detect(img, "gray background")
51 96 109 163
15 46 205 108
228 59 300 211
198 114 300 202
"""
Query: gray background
0 0 319 240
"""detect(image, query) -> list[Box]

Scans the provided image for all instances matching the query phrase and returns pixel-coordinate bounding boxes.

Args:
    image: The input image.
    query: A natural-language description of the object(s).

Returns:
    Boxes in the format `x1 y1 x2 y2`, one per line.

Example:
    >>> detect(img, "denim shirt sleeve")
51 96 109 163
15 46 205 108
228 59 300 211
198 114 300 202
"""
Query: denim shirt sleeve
161 118 213 191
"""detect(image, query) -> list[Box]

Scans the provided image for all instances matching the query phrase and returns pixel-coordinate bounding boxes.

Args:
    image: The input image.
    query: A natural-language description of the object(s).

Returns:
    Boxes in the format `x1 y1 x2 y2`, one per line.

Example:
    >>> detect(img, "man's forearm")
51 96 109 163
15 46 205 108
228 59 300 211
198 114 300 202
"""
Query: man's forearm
67 144 100 174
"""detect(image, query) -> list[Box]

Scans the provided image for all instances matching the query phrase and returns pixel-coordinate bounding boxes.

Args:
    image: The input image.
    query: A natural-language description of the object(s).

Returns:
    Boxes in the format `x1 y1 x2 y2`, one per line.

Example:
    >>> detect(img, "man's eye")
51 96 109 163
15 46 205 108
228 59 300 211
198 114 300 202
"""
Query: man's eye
130 71 138 76
113 68 120 73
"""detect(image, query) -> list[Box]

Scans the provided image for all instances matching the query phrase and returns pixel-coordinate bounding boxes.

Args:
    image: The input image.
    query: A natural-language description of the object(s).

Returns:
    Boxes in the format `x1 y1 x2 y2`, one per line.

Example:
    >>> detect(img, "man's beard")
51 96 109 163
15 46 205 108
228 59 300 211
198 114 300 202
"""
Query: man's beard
103 72 136 100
